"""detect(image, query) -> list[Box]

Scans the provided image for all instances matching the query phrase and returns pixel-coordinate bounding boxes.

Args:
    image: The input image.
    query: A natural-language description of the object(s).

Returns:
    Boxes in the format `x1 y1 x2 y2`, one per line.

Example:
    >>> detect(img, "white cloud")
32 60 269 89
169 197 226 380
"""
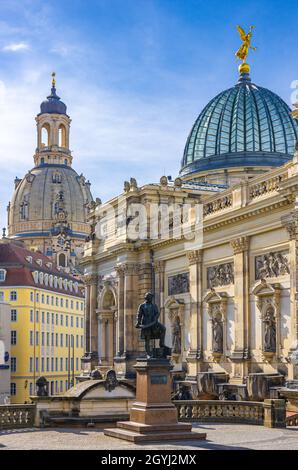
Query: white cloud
2 42 29 52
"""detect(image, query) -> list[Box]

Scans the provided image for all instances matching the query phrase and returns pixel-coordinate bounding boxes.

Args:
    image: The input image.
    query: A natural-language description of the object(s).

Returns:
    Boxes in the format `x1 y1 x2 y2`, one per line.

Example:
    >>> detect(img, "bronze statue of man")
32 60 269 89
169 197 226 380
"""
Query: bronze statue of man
135 292 166 357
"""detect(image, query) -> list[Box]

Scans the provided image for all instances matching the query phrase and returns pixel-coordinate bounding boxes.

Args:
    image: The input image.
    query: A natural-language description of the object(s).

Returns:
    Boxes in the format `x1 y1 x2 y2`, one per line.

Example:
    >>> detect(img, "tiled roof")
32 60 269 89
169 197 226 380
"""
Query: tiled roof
0 242 84 298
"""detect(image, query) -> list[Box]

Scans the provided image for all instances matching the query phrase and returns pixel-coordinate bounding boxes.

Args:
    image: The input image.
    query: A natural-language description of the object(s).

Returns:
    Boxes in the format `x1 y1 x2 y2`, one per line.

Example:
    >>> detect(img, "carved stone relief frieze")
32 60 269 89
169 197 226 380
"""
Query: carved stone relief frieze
255 251 289 280
168 272 189 296
207 263 234 288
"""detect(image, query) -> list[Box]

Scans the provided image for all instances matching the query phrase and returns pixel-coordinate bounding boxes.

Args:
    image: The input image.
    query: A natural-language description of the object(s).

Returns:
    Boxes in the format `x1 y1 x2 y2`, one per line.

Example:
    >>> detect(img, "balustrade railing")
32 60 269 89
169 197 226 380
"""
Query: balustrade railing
286 413 298 426
173 400 264 425
0 404 36 430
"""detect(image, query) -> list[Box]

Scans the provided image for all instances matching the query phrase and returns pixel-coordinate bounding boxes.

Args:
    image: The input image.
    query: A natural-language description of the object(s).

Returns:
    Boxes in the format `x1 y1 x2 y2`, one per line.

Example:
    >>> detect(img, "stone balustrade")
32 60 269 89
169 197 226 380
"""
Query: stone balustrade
249 172 287 201
203 194 232 216
286 413 298 426
0 404 36 430
202 168 289 218
174 400 265 425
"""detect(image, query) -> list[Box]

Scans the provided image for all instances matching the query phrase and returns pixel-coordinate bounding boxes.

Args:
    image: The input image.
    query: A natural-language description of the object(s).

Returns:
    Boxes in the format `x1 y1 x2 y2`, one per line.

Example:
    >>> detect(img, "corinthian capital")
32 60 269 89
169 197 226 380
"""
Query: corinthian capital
122 263 139 275
187 249 203 265
281 211 298 240
230 236 249 254
84 273 98 285
115 264 125 277
154 260 165 273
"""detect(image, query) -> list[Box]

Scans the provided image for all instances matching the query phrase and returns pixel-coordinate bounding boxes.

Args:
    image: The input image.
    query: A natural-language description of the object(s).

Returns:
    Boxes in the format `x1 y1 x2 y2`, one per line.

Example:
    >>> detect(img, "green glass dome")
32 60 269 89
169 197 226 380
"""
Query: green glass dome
180 72 298 177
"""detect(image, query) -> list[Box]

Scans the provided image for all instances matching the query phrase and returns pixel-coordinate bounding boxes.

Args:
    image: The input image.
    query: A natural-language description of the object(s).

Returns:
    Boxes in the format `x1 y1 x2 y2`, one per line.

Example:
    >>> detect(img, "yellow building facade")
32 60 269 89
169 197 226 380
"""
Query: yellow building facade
0 239 85 403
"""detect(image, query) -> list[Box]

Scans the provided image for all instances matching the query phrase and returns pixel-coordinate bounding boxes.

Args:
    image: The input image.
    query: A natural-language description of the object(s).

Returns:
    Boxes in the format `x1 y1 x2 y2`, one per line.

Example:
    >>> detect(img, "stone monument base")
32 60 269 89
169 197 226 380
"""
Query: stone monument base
104 357 206 443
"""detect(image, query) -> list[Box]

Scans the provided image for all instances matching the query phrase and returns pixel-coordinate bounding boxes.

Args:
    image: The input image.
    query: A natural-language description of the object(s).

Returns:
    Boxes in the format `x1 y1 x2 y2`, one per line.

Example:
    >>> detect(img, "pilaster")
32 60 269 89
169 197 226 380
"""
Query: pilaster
186 249 203 378
230 236 250 381
282 211 298 379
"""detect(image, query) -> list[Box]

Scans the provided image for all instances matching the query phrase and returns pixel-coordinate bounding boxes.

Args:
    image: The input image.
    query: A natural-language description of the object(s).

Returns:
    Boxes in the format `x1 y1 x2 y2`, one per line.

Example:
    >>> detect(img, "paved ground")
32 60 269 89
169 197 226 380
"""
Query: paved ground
0 424 298 450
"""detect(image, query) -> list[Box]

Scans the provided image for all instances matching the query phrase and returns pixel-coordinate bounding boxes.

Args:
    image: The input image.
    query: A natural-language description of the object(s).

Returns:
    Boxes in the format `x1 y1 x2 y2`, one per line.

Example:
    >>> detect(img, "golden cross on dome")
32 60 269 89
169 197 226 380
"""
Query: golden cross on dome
51 72 56 88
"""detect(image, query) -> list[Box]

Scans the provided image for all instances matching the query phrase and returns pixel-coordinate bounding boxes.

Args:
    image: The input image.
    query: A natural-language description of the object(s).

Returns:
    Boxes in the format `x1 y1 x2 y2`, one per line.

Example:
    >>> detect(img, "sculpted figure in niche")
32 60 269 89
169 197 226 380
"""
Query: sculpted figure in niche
172 316 181 354
212 310 223 353
264 306 276 352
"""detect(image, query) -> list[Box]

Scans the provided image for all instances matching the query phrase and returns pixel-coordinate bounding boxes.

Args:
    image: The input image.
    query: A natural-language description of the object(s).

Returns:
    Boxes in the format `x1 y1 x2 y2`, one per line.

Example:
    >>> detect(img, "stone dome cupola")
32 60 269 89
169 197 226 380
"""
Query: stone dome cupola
35 73 72 167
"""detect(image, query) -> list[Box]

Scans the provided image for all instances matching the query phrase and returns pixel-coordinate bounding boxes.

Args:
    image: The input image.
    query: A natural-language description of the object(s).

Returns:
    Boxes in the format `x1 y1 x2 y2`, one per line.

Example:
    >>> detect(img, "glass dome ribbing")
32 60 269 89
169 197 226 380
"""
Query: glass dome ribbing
181 72 298 176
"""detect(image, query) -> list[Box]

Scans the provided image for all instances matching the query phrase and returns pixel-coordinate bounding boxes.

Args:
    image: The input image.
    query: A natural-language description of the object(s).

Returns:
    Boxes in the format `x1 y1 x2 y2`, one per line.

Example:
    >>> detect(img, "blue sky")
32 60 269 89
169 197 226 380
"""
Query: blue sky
0 0 297 229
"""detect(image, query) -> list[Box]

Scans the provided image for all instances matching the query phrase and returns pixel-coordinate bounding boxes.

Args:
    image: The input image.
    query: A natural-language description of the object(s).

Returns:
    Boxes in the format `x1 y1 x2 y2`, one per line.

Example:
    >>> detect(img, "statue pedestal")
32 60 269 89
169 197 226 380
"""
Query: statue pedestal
104 357 206 443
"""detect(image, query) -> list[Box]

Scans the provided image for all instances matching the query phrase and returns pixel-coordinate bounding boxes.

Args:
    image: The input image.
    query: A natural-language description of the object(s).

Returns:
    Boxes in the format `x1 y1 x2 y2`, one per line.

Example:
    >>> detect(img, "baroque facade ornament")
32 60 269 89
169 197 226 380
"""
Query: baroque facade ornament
230 236 249 254
168 272 189 296
203 195 232 216
255 251 289 280
187 249 203 266
207 263 234 288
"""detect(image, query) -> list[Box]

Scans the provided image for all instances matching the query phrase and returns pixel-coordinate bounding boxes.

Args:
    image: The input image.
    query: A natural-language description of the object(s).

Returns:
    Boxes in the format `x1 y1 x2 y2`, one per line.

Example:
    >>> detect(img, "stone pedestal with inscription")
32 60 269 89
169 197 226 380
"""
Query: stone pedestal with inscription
104 357 206 443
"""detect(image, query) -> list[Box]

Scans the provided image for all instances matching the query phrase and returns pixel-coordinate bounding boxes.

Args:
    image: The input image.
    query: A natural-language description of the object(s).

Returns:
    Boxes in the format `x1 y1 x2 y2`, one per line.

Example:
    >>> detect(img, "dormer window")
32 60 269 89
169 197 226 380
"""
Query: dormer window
44 273 49 286
46 262 52 269
32 271 39 283
0 269 7 282
25 256 33 264
39 272 44 284
36 259 42 267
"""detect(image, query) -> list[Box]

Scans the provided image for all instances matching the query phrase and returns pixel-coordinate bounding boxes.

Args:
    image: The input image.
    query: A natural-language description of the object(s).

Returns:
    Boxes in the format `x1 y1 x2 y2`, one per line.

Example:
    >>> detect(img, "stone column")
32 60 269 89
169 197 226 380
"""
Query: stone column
84 280 91 352
154 260 165 323
115 265 125 356
89 275 98 355
186 250 203 379
230 236 250 382
282 211 298 379
122 263 140 375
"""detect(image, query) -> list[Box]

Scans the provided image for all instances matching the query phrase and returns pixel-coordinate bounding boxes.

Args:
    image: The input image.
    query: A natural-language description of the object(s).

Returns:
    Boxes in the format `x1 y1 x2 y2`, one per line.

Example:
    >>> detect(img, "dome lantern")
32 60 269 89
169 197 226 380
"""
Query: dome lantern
35 73 72 168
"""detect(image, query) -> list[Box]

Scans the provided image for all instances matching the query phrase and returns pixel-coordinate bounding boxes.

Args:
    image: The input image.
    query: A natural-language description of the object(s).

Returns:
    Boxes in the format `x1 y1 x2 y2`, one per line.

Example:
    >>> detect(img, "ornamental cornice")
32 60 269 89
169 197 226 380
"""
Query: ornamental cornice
230 236 249 254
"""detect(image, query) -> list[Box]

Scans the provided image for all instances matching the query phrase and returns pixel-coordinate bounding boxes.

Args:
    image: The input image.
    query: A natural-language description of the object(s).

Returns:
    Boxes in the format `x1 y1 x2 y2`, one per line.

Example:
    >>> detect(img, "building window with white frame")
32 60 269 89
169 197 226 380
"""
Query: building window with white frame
11 309 17 321
10 291 17 301
11 331 17 345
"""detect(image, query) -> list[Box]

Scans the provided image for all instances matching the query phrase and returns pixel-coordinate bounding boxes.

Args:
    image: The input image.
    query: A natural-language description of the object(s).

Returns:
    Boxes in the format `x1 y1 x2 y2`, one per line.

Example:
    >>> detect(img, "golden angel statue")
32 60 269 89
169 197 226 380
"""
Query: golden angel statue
235 25 256 63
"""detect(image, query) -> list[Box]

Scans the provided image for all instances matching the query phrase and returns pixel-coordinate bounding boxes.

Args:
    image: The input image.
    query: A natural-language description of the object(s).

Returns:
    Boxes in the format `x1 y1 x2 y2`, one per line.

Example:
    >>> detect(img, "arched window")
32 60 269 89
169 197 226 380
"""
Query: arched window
41 124 50 147
40 157 45 165
58 124 66 147
64 159 68 166
58 253 66 268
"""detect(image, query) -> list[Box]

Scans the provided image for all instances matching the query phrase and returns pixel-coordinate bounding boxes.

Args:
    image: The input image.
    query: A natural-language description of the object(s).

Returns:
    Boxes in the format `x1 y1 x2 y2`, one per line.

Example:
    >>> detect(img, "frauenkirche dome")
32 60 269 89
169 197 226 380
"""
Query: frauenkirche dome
7 74 93 272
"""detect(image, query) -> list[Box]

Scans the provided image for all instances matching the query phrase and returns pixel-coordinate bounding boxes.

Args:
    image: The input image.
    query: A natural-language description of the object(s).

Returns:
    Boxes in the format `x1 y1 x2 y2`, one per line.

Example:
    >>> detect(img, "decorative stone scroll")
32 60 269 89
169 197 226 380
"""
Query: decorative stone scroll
207 263 234 288
255 251 289 280
168 272 189 296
